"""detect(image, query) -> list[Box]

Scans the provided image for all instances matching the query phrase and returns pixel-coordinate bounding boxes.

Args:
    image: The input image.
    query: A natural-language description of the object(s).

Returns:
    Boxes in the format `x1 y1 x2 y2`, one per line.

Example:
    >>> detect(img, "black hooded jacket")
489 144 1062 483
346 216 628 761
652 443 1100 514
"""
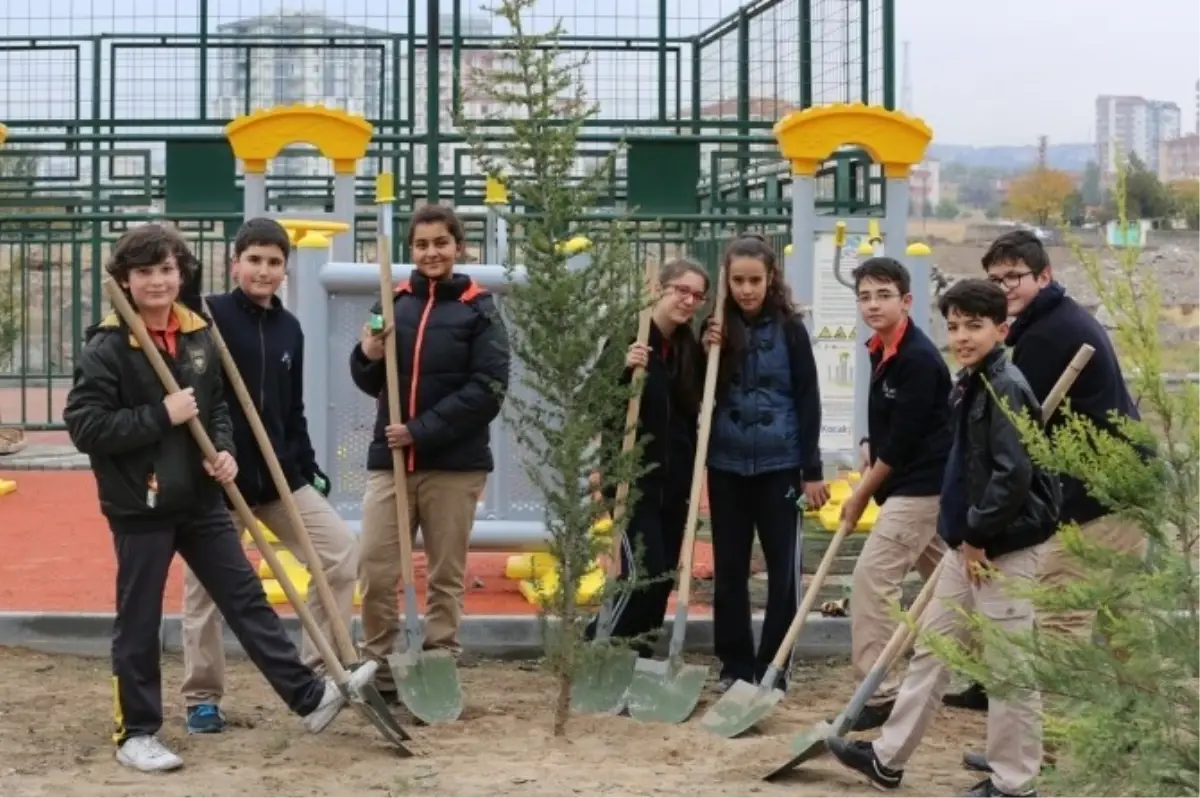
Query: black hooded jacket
63 303 235 530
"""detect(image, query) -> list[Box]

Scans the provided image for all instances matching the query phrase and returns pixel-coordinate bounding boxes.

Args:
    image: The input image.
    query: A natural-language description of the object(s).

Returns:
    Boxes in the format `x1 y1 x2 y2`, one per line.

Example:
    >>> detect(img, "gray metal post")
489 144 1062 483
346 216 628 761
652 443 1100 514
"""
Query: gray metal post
243 172 267 218
905 242 934 336
331 173 356 263
294 231 333 473
787 177 816 329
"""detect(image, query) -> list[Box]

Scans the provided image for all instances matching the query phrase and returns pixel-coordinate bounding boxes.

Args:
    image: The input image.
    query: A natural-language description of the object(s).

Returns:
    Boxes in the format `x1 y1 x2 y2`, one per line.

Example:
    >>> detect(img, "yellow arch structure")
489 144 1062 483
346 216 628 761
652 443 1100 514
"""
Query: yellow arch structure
773 103 933 179
224 104 374 175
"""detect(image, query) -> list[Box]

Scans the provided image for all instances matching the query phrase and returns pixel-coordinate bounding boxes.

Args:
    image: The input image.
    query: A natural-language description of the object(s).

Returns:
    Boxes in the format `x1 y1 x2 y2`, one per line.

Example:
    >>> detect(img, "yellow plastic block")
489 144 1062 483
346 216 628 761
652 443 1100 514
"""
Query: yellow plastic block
817 493 879 533
260 574 365 607
505 553 559 581
241 519 279 546
518 564 606 608
0 478 16 497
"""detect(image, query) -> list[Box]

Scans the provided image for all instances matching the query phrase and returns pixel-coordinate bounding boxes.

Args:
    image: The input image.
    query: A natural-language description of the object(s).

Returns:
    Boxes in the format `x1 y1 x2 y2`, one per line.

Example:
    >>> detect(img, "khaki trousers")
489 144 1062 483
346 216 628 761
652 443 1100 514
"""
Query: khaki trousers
180 486 359 706
358 469 487 685
850 495 946 707
1036 514 1148 639
874 546 1043 796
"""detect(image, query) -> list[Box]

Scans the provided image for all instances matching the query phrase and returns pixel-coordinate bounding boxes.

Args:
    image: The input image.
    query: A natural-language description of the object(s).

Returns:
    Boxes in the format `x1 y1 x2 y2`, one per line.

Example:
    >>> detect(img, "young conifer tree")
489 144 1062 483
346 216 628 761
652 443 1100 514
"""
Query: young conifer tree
459 0 654 736
922 164 1199 797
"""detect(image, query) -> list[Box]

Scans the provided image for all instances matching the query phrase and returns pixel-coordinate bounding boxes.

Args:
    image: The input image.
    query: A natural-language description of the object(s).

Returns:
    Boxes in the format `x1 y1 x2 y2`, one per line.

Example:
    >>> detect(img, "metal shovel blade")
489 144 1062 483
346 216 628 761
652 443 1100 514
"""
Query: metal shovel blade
570 644 638 716
336 662 414 752
387 648 464 725
762 719 835 781
700 678 785 738
625 657 709 724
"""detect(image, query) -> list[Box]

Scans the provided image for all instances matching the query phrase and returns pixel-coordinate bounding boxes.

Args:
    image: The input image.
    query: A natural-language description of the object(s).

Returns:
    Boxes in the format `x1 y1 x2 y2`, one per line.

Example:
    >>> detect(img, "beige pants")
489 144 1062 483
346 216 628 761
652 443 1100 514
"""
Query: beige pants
1037 514 1148 639
359 469 487 683
874 546 1042 795
180 486 359 705
850 495 946 707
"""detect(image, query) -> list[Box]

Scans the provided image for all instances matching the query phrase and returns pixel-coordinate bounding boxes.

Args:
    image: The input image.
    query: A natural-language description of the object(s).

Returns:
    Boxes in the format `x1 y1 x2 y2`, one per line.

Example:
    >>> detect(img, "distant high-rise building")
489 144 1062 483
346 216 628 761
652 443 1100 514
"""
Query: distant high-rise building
1095 94 1181 184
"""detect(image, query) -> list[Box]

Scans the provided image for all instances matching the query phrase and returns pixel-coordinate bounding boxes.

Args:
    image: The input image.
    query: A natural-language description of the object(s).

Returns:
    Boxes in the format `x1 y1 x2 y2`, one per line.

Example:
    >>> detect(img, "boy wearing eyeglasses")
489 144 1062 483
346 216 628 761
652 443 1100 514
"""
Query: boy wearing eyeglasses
837 256 953 732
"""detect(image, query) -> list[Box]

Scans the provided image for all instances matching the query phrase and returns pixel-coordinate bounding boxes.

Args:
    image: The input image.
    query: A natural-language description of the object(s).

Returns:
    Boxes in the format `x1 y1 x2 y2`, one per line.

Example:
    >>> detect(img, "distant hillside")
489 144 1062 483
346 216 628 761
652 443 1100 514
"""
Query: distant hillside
927 142 1095 173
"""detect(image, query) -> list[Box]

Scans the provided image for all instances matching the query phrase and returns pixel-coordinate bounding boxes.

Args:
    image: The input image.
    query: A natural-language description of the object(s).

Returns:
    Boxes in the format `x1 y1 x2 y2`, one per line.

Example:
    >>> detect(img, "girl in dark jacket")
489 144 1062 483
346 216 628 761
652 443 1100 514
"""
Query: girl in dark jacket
587 258 710 655
702 233 829 691
349 204 511 693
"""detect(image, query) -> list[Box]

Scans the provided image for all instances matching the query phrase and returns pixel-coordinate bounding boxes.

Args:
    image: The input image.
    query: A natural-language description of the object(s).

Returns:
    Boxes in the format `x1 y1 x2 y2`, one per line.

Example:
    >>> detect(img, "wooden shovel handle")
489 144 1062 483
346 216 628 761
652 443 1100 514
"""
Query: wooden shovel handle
606 260 659 575
101 277 350 685
674 266 728 606
768 518 852 670
200 297 359 666
376 236 417 586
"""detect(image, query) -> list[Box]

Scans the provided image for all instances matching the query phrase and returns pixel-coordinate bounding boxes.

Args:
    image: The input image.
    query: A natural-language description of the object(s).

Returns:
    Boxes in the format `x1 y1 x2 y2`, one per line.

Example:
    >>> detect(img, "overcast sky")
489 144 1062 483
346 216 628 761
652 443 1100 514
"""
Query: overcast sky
899 0 1199 145
2 0 1197 147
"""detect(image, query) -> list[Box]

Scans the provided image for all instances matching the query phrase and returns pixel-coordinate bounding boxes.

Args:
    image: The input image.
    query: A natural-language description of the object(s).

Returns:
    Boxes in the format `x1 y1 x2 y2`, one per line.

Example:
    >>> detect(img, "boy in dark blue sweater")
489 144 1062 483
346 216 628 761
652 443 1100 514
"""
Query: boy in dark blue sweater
180 218 360 733
841 256 952 732
826 279 1060 798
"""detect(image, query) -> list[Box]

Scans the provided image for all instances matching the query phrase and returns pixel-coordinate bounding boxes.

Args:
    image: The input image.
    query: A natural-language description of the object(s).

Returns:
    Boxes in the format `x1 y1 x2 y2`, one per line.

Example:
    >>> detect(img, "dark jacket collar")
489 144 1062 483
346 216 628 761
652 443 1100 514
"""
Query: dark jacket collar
1006 281 1066 347
954 345 1008 386
230 286 284 317
405 270 473 301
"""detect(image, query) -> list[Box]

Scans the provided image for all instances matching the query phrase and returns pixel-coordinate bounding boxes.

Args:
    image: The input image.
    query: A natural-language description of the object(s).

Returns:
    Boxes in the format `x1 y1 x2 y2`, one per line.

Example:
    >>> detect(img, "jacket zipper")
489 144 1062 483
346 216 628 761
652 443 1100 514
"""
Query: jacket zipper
256 316 266 499
406 290 437 473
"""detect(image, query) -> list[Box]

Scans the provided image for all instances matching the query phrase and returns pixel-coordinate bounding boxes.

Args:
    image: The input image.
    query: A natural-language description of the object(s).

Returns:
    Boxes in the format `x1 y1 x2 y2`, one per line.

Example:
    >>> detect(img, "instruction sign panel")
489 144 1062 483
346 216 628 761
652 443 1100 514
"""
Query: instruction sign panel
809 232 862 456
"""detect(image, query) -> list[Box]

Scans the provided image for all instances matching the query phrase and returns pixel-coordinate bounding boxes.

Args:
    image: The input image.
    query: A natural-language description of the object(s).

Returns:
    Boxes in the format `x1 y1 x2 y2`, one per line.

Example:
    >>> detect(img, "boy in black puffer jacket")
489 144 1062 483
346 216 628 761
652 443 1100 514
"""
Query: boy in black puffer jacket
825 279 1060 798
350 204 510 699
63 223 373 774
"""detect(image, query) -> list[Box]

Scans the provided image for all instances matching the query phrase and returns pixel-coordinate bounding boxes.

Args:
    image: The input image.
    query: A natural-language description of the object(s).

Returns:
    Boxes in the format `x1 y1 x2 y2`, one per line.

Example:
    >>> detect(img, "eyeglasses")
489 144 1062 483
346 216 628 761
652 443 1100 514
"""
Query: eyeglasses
856 291 901 304
664 283 708 304
987 271 1033 289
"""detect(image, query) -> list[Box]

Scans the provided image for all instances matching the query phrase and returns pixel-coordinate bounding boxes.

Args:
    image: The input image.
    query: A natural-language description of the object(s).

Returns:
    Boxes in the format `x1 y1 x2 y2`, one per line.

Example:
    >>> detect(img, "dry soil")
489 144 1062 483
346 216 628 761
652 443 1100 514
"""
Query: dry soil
0 646 992 797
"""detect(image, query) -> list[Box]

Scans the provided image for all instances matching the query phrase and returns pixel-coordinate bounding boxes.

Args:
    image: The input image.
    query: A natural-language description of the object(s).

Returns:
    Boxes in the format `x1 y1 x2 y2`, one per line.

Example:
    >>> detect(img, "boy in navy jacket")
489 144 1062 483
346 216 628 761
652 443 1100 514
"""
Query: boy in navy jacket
179 218 360 734
839 257 952 731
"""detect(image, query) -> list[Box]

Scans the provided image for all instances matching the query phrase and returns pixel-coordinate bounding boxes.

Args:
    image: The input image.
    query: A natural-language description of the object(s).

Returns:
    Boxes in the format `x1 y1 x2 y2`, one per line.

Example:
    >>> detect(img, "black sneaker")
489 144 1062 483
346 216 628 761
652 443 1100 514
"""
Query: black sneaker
963 751 993 772
826 737 903 789
943 682 989 712
828 700 894 732
964 777 1036 797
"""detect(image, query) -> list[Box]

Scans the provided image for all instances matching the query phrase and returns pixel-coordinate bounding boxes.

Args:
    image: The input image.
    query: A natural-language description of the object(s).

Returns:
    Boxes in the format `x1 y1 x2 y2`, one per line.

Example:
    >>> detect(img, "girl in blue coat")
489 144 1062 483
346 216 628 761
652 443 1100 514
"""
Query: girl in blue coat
702 233 828 691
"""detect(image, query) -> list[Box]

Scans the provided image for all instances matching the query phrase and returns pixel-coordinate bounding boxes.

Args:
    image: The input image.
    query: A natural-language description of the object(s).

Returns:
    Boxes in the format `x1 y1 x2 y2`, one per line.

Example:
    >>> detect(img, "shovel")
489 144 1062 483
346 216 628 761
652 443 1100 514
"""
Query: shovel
701 517 854 738
374 178 463 725
198 296 410 742
570 260 657 716
763 343 1096 780
101 277 413 754
623 267 728 724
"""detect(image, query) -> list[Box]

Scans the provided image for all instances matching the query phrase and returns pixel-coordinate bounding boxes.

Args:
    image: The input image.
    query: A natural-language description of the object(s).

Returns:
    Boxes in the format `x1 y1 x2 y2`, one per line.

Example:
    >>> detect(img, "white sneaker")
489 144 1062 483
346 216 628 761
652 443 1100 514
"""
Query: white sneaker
302 660 379 734
115 735 184 772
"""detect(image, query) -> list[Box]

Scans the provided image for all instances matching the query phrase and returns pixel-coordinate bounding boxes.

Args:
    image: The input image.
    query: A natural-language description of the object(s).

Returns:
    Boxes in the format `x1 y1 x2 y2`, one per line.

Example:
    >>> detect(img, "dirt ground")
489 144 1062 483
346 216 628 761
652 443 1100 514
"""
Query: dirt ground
0 646 991 797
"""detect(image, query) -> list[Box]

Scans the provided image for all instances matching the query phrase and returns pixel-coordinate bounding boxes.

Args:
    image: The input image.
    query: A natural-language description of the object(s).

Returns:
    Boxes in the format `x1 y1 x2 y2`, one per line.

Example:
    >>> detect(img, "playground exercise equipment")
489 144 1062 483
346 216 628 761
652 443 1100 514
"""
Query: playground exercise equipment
764 344 1097 782
100 275 412 755
776 103 935 472
0 478 16 497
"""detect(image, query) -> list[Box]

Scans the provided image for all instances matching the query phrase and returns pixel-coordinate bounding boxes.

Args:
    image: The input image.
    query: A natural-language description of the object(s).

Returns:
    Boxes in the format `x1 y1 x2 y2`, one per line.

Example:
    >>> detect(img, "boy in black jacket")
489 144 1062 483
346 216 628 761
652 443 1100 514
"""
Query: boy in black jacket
180 218 360 734
826 279 1060 798
947 230 1148 723
840 257 951 732
63 224 374 774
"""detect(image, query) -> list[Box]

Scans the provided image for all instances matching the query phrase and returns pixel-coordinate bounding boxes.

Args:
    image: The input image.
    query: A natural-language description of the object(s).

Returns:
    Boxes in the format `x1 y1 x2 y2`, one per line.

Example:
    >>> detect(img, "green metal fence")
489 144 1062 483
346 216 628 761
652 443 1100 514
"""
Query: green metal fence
0 0 894 430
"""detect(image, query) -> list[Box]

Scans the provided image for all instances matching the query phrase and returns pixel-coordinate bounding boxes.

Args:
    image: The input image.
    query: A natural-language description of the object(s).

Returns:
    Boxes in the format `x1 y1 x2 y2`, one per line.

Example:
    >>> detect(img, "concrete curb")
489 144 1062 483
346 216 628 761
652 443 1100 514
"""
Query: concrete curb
0 611 851 661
